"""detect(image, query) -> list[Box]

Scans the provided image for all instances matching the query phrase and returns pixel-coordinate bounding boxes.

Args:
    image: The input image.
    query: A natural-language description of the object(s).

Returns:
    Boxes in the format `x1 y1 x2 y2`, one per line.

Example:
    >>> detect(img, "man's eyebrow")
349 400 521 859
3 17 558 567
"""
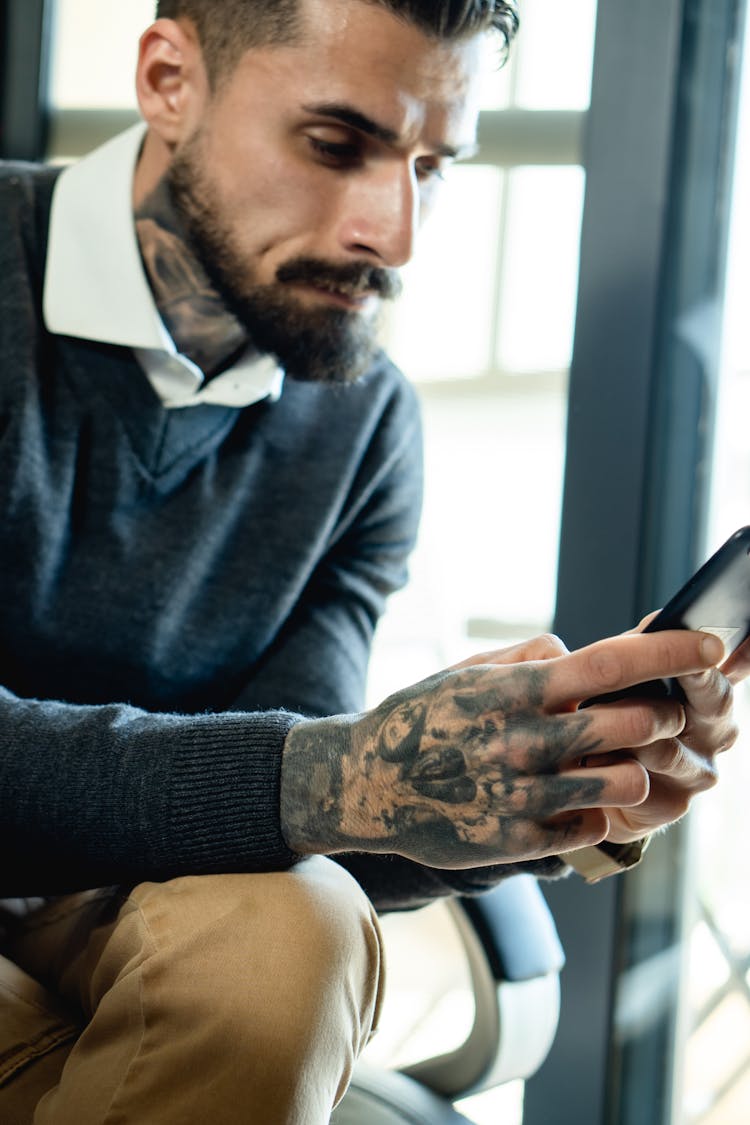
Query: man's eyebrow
301 102 476 161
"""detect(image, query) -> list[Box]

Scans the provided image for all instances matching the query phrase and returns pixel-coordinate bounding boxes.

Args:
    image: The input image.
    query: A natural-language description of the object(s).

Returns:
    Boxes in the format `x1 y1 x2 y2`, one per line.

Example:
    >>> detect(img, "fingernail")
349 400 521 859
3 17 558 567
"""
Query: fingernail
701 632 725 664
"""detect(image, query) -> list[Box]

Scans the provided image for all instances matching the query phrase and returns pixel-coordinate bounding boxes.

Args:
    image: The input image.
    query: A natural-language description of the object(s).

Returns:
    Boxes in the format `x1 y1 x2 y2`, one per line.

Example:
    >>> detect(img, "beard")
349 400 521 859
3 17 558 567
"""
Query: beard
167 139 402 384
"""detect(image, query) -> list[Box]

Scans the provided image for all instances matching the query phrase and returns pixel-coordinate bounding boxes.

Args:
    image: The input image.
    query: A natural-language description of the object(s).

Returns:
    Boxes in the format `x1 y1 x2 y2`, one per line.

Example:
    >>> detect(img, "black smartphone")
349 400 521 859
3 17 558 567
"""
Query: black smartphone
584 525 750 705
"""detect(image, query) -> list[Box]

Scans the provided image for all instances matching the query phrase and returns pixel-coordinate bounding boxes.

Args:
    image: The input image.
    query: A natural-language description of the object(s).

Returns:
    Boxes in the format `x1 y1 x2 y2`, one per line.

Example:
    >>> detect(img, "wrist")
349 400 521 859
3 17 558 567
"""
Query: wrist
280 714 358 855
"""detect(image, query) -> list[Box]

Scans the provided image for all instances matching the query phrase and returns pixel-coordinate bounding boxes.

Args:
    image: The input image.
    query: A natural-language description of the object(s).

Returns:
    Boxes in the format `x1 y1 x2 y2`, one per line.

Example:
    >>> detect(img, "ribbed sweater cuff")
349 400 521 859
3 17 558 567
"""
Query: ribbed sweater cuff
146 709 303 876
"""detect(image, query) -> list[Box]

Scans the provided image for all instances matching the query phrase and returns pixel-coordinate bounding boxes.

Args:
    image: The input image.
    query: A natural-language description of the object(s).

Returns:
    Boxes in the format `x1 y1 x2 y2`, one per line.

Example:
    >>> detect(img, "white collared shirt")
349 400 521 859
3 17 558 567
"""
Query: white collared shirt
43 123 284 410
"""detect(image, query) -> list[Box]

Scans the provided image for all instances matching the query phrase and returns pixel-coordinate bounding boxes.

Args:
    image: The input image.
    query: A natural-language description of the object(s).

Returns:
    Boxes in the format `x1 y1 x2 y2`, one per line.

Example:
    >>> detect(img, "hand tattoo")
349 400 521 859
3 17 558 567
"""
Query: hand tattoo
281 663 607 869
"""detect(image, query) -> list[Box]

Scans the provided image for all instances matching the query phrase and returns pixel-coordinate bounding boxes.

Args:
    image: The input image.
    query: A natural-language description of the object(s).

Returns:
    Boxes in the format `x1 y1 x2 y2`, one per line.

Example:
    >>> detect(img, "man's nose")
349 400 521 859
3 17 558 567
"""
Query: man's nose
336 164 420 268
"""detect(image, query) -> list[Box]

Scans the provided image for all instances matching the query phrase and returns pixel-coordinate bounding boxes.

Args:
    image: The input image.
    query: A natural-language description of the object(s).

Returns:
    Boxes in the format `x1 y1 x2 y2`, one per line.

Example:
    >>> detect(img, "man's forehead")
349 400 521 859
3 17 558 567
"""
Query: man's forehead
230 0 485 148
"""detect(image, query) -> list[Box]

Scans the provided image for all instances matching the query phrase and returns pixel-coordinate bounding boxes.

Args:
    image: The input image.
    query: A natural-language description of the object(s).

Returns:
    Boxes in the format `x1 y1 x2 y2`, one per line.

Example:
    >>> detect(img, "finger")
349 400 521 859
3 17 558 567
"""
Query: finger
545 629 725 709
628 610 661 634
419 808 612 869
561 697 687 763
530 808 613 856
627 738 722 787
720 635 750 684
452 633 569 672
606 770 716 840
485 758 649 819
555 760 651 811
677 665 733 719
675 668 738 756
477 698 684 777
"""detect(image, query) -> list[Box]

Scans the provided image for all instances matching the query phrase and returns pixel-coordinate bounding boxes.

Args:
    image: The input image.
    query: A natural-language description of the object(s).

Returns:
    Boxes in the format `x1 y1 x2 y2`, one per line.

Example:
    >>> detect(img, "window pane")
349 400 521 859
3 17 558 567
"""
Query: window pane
514 0 598 110
479 0 599 111
478 35 514 111
495 166 585 373
49 0 153 109
419 382 567 636
385 166 503 381
684 14 750 1120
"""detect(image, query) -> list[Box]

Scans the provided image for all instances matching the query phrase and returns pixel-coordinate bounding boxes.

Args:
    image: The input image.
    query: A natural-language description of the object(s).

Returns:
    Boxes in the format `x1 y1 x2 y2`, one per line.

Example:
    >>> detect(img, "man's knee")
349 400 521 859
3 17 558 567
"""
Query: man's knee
2 863 384 1122
131 857 380 974
127 859 384 1054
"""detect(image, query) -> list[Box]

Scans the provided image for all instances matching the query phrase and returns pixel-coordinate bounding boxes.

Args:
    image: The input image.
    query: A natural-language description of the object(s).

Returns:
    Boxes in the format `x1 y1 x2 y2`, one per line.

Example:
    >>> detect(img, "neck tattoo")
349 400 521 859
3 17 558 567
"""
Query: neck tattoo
134 177 248 377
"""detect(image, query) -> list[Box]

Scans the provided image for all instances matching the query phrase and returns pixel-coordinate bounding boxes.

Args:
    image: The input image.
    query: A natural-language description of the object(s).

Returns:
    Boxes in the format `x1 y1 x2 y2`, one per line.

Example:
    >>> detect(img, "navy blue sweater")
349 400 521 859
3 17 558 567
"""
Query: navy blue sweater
0 161 561 906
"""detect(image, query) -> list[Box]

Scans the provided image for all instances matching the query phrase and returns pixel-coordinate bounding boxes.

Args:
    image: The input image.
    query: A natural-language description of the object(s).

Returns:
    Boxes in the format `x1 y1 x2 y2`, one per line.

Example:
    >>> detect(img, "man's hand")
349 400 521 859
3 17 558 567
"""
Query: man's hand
280 628 727 870
596 632 744 844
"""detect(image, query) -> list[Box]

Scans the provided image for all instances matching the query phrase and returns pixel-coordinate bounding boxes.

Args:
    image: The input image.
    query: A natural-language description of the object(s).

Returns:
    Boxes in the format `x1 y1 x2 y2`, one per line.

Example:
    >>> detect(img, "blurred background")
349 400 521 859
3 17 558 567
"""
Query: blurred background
3 0 748 1120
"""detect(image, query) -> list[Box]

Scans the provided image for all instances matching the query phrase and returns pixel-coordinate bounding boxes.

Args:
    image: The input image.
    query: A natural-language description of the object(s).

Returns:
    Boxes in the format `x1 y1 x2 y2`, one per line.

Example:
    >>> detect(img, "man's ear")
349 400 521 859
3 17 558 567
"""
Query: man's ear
135 19 210 145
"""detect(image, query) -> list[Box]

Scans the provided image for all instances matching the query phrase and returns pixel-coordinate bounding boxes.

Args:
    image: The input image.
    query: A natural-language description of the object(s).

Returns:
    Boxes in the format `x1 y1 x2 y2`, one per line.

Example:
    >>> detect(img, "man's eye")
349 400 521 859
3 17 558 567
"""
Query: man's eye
308 137 362 166
415 160 447 183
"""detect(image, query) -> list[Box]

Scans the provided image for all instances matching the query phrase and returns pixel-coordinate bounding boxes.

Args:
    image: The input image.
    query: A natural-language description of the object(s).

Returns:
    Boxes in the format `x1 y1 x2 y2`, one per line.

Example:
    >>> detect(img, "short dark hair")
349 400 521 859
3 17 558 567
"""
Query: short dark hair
155 0 519 88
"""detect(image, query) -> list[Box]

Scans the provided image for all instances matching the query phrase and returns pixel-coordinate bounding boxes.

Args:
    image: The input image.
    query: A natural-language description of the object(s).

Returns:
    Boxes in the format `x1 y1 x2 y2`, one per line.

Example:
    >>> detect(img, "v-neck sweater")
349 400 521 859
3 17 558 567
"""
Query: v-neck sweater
0 159 562 907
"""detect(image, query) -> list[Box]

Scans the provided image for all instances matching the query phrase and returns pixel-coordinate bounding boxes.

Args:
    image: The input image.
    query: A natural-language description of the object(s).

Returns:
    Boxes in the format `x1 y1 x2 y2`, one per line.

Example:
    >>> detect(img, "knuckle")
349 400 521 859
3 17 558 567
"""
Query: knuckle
560 809 608 847
633 767 651 803
624 703 666 745
536 632 569 658
585 645 625 690
671 794 693 820
713 676 734 719
657 739 685 774
688 668 734 715
723 721 740 751
612 760 649 804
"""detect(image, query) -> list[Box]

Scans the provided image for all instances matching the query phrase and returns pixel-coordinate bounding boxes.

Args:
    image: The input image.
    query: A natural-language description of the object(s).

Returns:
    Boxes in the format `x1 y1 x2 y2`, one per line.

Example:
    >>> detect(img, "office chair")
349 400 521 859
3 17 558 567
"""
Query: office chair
332 874 565 1124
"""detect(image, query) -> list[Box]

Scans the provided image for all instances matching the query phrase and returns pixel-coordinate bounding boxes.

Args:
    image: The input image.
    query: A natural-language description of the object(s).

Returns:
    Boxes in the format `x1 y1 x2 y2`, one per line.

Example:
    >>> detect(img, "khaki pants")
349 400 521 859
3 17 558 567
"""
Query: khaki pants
0 858 385 1124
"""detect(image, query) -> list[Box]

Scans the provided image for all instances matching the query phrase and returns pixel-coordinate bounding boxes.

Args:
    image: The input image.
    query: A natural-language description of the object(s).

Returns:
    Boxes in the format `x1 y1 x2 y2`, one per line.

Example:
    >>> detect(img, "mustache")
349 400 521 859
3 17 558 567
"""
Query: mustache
275 257 403 302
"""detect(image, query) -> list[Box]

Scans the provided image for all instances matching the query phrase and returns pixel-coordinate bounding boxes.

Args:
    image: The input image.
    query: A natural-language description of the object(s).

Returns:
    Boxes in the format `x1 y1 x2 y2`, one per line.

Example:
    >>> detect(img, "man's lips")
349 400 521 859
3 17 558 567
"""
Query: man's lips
290 282 378 311
276 257 402 307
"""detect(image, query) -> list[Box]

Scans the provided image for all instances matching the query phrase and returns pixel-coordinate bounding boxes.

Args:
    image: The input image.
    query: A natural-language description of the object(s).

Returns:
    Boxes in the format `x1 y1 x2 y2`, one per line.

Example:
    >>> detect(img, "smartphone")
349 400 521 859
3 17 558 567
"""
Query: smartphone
584 525 750 705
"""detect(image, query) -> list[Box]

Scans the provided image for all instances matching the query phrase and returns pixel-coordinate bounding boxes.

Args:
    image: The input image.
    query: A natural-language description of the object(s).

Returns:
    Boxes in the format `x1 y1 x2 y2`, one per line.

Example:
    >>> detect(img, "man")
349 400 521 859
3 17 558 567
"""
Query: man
0 1 743 1122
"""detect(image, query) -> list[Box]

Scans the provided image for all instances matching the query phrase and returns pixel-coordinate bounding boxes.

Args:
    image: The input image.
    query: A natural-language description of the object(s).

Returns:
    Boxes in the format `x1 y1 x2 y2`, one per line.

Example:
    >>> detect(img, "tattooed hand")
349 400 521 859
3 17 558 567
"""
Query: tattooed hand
281 628 727 869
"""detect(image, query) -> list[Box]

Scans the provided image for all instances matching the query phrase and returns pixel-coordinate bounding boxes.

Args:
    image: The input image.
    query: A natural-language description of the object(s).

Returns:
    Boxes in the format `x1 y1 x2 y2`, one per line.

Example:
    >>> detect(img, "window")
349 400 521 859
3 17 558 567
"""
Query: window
682 13 750 1118
49 0 151 110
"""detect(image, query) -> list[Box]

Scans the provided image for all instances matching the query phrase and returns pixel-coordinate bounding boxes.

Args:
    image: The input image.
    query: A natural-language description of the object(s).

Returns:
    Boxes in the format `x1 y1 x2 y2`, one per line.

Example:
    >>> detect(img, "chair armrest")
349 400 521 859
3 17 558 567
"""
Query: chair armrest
459 874 565 983
401 876 564 1099
331 1062 479 1125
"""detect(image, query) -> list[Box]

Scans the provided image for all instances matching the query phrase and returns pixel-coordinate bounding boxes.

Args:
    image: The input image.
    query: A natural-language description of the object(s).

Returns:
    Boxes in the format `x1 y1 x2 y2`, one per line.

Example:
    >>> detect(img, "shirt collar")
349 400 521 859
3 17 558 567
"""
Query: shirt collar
43 123 284 408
